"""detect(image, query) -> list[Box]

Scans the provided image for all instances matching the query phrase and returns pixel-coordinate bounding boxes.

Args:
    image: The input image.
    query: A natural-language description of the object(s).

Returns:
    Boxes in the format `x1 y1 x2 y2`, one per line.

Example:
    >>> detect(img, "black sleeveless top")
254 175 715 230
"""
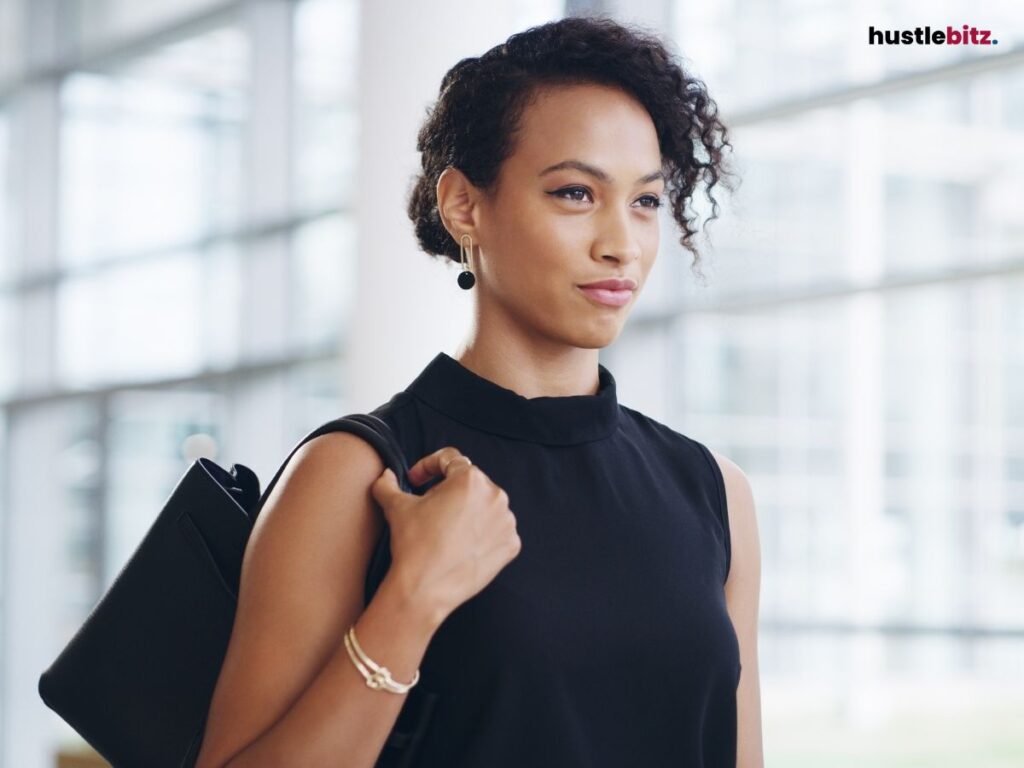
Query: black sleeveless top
372 351 740 767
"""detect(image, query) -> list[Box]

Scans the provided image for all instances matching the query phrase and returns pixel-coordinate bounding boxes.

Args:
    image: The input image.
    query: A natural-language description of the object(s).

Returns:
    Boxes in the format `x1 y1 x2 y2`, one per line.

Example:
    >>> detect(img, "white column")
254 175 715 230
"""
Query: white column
349 0 560 410
841 97 887 729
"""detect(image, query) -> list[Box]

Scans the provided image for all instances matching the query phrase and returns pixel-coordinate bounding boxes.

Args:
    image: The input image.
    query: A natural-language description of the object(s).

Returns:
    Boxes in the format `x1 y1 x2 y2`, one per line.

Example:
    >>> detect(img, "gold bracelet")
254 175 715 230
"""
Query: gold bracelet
344 625 420 695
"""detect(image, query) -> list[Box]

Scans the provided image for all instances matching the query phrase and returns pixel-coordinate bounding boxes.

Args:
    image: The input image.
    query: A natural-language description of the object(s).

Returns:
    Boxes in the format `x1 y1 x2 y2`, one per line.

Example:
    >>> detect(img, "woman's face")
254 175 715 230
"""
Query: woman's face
468 82 665 351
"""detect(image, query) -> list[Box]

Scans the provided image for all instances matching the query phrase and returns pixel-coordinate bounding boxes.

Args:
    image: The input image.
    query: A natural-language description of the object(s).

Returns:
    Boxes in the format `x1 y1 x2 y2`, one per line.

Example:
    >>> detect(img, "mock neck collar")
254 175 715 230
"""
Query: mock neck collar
405 351 620 445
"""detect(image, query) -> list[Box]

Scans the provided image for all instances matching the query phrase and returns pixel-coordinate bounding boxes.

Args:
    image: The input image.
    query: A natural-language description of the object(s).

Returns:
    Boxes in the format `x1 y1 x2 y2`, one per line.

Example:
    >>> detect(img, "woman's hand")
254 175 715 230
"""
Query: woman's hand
371 447 521 622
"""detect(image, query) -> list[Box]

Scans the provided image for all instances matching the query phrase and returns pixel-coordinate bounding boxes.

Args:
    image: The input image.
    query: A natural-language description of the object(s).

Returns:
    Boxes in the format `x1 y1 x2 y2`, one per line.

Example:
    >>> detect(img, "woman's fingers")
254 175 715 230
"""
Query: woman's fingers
370 467 403 511
408 446 473 486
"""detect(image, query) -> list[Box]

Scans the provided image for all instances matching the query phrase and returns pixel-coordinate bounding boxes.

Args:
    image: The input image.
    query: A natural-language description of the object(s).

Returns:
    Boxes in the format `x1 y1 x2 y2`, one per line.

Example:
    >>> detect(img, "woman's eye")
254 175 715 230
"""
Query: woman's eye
552 186 592 203
552 187 663 208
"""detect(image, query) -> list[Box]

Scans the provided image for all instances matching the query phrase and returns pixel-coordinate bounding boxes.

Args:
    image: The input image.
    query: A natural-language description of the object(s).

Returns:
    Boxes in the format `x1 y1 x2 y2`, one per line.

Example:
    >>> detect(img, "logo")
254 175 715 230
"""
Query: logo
868 25 999 46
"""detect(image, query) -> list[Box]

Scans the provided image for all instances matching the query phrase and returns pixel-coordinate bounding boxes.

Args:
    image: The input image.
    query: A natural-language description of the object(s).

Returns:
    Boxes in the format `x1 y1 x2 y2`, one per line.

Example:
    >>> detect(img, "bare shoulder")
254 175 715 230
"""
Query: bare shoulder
242 430 389 592
705 450 758 561
194 430 388 768
706 448 765 766
253 429 389 533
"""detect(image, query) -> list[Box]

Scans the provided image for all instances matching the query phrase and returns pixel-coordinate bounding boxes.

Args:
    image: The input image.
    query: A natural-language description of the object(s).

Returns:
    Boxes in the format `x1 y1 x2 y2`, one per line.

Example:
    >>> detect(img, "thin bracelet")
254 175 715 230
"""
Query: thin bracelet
344 625 420 694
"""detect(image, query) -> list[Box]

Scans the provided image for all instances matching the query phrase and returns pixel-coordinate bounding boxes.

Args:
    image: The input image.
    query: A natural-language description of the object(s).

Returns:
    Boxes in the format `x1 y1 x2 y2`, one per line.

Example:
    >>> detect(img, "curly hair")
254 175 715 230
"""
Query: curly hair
406 14 739 282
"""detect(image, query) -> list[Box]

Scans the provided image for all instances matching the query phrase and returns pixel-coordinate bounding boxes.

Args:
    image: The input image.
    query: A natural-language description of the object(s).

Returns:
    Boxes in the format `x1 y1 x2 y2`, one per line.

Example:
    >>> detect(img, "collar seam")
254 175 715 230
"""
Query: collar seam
406 389 621 446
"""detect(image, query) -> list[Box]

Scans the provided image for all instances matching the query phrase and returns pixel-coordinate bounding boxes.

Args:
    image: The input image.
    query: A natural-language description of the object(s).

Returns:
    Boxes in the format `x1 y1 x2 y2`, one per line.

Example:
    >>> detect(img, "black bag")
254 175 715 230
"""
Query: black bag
38 410 439 768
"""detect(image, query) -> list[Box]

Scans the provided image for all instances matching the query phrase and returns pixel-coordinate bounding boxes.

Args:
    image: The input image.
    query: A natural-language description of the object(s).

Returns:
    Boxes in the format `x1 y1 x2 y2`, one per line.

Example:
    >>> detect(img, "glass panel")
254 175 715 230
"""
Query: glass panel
55 250 219 387
59 405 105 629
59 25 248 264
101 367 344 588
0 295 12 398
199 241 245 370
672 299 846 618
0 403 5 735
764 632 1024 767
104 387 222 584
0 0 22 81
0 109 9 279
884 175 976 274
715 113 846 295
672 108 848 304
675 65 1024 308
1004 64 1024 131
878 71 1024 273
884 274 1024 625
1008 279 1024 439
287 355 344 443
5 400 103 754
511 0 564 29
883 285 968 625
224 365 342 484
672 0 1017 113
606 323 674 420
293 0 359 212
671 280 1024 761
987 65 1024 254
68 0 229 50
290 213 356 348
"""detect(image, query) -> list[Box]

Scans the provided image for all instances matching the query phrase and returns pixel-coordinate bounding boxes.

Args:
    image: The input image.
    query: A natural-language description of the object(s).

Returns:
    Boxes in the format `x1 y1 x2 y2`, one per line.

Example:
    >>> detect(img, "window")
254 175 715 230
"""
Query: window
609 1 1024 763
1 1 356 762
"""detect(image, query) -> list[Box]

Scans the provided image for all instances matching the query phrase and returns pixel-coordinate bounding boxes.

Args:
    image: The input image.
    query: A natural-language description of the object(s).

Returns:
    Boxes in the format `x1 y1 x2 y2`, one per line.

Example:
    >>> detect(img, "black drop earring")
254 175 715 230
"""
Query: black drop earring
457 233 476 290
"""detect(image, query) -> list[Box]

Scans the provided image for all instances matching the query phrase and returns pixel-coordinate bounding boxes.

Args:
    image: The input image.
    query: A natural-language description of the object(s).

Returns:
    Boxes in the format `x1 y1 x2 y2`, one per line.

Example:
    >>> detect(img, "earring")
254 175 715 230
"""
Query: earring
457 233 476 290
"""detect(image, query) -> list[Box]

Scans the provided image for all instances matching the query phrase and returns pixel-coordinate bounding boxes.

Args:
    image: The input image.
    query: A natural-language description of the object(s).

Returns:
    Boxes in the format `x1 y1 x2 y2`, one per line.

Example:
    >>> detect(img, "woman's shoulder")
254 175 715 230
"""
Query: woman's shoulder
370 388 418 427
616 404 734 506
367 388 429 469
618 403 712 459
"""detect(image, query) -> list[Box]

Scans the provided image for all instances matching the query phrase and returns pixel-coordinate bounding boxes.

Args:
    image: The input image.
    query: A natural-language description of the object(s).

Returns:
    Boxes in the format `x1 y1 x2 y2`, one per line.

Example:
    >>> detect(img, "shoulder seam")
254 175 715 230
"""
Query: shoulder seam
693 439 731 585
370 389 417 422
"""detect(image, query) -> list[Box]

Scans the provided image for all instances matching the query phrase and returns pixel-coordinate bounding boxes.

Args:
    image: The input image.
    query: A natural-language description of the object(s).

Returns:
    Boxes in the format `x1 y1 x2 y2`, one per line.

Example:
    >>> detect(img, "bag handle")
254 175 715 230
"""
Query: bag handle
241 411 413 528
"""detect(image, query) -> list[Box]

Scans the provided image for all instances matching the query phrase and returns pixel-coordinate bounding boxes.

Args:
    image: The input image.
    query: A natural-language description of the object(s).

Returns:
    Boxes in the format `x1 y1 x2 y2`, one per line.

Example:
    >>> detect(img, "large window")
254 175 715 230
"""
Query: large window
60 28 248 265
0 110 11 396
604 0 1024 764
0 0 358 763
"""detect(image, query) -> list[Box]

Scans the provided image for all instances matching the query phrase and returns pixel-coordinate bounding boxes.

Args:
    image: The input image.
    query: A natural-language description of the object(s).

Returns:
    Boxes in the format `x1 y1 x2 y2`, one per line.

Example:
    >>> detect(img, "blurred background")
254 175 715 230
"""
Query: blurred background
0 0 1022 766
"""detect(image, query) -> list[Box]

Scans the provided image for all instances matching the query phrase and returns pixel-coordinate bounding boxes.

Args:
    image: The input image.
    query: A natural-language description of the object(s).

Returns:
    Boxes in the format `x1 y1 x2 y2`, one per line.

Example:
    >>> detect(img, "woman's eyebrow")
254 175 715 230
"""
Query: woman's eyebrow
538 159 664 184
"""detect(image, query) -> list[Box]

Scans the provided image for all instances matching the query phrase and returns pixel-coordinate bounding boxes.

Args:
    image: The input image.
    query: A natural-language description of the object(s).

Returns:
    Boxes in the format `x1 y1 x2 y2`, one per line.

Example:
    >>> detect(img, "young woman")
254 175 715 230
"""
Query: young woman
196 15 763 768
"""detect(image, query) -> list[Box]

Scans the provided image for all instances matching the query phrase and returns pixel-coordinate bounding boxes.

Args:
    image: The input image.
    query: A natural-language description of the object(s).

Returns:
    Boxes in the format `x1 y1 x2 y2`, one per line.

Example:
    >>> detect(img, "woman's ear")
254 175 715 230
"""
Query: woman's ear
436 166 483 247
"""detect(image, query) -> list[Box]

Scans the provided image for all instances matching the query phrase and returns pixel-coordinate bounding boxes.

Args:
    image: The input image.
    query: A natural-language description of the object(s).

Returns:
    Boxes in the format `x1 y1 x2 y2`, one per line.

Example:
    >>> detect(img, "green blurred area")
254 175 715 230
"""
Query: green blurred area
764 687 1024 768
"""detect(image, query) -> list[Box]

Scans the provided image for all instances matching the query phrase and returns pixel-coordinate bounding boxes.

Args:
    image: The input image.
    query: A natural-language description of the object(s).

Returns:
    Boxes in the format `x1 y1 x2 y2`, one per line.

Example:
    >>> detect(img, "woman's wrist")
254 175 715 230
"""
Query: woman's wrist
374 566 448 637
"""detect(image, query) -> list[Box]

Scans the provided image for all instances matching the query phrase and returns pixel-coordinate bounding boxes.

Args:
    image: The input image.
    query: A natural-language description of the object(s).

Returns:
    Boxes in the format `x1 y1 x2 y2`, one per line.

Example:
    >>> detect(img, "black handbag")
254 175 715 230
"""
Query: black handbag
37 410 439 768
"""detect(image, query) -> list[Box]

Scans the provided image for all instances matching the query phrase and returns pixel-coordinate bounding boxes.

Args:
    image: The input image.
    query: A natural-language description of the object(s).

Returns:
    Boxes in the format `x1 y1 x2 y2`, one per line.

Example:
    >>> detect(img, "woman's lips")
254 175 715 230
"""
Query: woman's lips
577 286 633 308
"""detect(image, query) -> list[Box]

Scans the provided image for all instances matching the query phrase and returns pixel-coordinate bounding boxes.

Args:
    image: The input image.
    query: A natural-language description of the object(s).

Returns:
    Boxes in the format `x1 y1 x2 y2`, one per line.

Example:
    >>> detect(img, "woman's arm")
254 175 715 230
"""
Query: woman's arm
194 433 443 768
712 449 765 768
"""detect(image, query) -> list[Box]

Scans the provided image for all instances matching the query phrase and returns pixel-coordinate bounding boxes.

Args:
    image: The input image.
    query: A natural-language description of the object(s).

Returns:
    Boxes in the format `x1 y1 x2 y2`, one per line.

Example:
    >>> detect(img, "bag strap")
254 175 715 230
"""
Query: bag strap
247 412 413 527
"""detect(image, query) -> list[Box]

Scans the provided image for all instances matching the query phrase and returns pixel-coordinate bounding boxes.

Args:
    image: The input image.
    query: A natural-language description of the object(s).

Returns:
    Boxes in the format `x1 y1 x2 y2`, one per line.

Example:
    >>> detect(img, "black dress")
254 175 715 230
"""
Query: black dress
371 351 741 768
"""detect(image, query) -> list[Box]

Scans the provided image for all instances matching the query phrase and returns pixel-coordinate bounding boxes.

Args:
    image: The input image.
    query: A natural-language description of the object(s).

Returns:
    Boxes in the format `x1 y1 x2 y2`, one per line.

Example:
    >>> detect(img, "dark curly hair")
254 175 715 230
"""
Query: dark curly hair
406 14 739 282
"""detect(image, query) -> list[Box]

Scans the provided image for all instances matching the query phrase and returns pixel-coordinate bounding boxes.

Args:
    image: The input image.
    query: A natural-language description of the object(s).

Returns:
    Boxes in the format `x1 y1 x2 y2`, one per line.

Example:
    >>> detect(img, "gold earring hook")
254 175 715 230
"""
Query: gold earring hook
456 233 479 289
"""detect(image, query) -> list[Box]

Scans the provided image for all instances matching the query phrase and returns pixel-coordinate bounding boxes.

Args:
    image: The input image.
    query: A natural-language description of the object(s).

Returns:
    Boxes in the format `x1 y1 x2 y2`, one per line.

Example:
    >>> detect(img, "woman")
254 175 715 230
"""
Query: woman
195 15 763 768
